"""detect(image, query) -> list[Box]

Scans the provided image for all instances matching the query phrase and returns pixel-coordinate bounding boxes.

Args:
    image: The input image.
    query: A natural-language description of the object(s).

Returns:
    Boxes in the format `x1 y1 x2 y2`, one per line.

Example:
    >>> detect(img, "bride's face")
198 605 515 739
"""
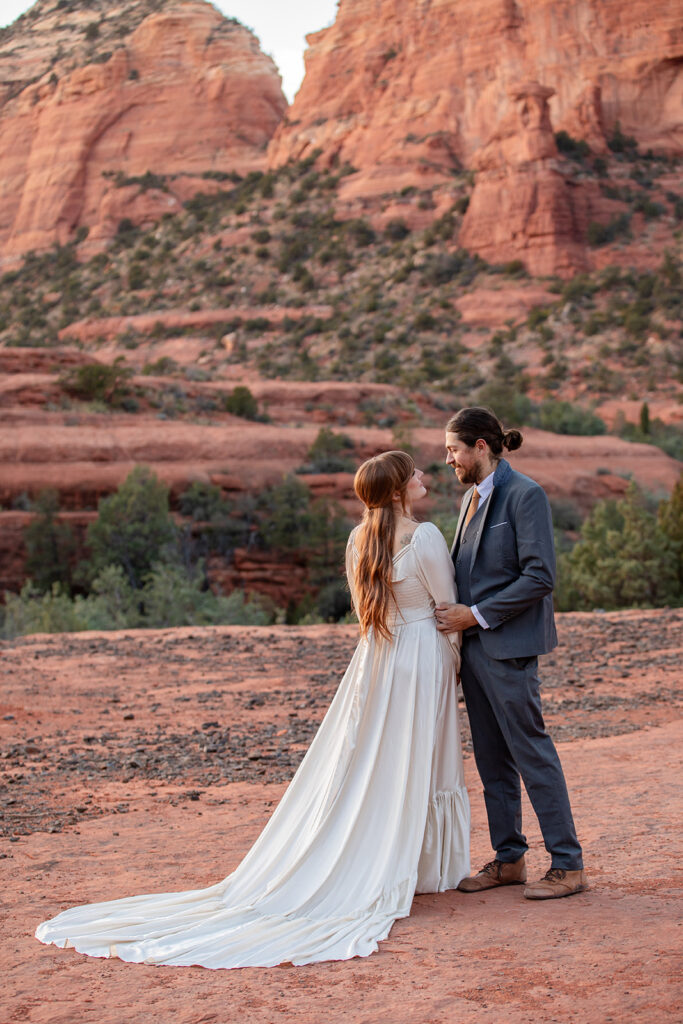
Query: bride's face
402 468 427 507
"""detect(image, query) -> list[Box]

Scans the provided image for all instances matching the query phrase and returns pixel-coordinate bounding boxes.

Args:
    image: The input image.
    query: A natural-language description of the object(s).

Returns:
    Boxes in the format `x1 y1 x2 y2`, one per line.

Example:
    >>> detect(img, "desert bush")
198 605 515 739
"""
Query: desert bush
554 131 591 160
556 483 680 611
587 214 631 246
549 497 583 532
384 219 411 241
142 356 177 376
534 400 607 436
258 475 315 551
23 490 76 593
297 428 355 474
632 196 665 220
344 219 376 247
60 360 134 407
527 306 551 330
1 582 87 639
178 482 225 521
658 475 683 593
617 416 683 462
139 562 269 628
222 385 260 420
420 249 482 287
85 466 178 588
475 381 532 426
1 565 275 637
607 122 638 157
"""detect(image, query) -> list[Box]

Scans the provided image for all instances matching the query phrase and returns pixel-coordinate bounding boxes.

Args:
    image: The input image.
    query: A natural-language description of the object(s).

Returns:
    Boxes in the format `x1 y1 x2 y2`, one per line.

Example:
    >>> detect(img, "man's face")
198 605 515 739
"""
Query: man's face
445 431 485 485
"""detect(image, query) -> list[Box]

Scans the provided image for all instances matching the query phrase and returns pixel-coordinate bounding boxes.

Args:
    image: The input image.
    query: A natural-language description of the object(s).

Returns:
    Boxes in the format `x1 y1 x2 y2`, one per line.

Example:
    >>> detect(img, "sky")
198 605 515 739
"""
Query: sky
0 0 340 101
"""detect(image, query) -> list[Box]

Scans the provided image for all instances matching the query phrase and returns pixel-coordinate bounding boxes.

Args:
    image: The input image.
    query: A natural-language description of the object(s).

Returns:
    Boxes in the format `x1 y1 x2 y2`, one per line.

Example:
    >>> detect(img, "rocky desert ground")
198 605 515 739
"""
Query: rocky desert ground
1 608 681 1023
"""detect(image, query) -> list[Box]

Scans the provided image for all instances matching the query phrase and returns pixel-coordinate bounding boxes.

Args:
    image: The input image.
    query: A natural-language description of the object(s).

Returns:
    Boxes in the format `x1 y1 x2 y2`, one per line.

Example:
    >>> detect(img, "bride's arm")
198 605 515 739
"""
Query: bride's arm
345 528 360 619
413 523 461 667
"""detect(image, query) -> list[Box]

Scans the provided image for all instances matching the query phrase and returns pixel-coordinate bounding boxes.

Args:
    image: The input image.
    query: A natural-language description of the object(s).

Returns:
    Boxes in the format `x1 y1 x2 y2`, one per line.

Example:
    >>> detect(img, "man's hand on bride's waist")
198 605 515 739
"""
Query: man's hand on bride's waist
435 603 477 632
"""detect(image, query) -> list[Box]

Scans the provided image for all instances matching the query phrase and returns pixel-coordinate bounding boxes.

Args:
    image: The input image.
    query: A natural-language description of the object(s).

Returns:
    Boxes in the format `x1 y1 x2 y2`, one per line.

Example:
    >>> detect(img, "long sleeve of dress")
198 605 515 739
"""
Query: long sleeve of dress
413 522 461 670
345 527 360 618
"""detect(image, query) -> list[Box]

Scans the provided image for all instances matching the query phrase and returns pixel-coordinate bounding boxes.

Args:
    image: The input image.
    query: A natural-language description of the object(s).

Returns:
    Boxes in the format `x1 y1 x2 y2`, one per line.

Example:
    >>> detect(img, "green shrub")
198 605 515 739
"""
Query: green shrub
222 385 260 420
139 562 270 628
1 582 87 639
60 360 134 407
384 219 411 241
535 400 607 436
23 490 76 593
527 306 551 330
345 219 376 247
85 466 178 588
561 274 597 303
555 131 591 160
297 428 355 474
587 213 631 246
550 498 583 532
414 310 437 331
1 566 275 636
658 476 683 593
178 482 225 521
501 259 527 278
142 356 177 376
475 381 532 426
607 122 638 157
556 484 680 610
632 195 665 220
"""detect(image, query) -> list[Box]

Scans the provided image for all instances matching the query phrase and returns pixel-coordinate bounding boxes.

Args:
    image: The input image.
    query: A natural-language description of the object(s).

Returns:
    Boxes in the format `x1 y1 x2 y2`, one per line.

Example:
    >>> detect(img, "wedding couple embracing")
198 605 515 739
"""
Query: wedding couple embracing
36 406 587 970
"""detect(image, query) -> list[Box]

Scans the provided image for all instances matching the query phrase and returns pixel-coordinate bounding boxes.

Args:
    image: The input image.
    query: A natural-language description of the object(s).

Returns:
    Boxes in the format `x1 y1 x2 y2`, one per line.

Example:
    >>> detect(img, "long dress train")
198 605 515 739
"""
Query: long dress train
35 521 470 968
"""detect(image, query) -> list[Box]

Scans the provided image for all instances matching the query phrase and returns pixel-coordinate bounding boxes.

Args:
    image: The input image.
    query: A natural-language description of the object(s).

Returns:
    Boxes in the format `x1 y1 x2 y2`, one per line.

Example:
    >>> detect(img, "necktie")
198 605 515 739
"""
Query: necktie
463 486 480 532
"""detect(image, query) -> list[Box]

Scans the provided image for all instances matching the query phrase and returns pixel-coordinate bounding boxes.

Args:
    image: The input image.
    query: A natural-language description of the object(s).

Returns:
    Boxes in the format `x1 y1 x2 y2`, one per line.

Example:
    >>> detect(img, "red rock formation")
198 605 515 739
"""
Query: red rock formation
0 1 286 262
269 0 682 187
459 82 591 275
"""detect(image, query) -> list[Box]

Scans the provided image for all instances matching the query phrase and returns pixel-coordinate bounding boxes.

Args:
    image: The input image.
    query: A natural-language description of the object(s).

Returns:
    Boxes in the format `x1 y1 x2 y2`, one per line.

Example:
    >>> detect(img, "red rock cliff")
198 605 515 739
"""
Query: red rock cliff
268 0 682 192
0 0 287 261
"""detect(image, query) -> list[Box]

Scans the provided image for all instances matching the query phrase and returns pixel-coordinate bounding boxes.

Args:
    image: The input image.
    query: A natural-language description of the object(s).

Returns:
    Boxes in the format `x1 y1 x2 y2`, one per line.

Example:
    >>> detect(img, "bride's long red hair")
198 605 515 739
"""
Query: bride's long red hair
353 450 415 640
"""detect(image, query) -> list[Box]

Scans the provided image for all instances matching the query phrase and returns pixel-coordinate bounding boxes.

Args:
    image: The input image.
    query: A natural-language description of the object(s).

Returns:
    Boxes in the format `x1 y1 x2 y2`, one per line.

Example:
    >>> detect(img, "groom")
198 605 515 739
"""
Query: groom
435 406 587 899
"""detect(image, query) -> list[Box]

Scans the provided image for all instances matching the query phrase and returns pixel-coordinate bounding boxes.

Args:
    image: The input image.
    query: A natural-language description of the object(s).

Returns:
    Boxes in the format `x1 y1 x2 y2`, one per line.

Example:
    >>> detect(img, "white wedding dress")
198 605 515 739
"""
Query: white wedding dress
36 521 470 969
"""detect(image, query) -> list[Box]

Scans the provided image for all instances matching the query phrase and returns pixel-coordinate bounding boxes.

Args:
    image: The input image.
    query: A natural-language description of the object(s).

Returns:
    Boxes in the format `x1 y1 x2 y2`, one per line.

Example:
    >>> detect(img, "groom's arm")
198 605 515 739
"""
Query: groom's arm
475 484 556 630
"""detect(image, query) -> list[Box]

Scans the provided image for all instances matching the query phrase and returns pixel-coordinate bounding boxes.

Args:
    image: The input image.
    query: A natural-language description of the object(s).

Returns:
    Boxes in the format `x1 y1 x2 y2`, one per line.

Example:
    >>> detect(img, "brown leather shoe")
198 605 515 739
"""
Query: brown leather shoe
524 867 589 900
457 856 527 892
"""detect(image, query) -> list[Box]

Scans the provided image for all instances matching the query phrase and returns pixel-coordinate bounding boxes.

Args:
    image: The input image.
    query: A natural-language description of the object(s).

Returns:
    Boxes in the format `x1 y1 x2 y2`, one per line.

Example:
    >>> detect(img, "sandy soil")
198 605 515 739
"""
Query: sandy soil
1 610 681 1023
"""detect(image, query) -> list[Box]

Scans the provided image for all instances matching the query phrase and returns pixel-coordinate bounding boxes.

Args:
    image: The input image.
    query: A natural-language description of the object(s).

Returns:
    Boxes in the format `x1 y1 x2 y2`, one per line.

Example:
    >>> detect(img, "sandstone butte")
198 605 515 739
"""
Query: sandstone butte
0 0 286 261
268 0 683 274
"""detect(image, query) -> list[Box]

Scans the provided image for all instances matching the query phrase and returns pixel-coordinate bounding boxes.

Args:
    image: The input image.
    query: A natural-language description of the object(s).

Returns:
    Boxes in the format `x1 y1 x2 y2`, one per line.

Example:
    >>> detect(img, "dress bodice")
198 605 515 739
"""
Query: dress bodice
346 521 460 633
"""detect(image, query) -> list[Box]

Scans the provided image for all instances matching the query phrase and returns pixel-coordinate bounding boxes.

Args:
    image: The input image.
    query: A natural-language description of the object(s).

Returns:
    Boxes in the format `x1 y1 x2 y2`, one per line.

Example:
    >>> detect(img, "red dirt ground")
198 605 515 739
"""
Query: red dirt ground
1 610 681 1023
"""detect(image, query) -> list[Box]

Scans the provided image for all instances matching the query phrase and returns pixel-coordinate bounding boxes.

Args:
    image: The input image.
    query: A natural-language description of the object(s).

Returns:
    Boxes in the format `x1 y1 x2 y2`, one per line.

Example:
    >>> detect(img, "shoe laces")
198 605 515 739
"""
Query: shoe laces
481 859 503 878
543 868 567 881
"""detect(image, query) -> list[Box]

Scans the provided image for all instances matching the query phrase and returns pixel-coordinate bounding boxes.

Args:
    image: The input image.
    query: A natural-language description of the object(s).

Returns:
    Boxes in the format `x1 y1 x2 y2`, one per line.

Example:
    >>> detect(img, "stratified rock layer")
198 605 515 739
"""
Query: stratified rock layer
269 0 682 186
0 0 286 260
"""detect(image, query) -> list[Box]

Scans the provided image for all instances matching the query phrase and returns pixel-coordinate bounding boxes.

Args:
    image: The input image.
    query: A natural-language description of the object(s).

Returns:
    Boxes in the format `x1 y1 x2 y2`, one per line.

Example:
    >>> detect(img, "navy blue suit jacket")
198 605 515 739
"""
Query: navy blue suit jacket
451 458 558 659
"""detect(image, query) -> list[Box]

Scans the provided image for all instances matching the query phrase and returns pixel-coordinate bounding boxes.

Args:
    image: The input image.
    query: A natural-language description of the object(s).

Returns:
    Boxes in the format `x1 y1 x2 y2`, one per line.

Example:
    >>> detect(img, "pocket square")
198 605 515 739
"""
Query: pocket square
489 521 509 529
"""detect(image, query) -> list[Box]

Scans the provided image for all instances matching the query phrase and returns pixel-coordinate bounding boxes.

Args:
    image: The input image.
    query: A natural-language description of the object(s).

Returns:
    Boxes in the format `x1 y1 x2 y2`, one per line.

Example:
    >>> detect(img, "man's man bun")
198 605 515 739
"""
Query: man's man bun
502 429 523 452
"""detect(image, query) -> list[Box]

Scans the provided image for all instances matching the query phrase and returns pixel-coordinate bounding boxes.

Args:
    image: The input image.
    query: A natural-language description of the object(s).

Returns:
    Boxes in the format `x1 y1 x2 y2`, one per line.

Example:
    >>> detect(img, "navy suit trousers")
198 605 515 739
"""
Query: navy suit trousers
460 632 583 870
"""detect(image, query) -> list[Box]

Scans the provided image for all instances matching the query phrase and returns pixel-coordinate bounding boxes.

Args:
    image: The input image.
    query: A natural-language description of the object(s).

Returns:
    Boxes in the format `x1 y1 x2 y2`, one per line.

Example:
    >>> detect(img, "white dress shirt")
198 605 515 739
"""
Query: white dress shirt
467 470 495 630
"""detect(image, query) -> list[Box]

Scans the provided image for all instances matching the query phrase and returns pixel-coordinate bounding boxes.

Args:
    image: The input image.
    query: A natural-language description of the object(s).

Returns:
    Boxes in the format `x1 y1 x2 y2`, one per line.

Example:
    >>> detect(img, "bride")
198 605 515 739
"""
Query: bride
36 450 470 969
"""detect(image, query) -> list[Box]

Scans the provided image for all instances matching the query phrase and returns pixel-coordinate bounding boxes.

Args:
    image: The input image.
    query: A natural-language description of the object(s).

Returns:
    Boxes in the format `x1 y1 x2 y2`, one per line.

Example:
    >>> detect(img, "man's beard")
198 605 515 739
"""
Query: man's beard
456 464 479 485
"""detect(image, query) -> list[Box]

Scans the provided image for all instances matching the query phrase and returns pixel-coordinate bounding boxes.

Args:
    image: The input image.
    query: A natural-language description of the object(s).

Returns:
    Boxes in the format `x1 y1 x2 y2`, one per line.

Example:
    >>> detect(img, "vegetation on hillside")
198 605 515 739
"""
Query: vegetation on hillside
1 459 353 638
1 148 679 416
